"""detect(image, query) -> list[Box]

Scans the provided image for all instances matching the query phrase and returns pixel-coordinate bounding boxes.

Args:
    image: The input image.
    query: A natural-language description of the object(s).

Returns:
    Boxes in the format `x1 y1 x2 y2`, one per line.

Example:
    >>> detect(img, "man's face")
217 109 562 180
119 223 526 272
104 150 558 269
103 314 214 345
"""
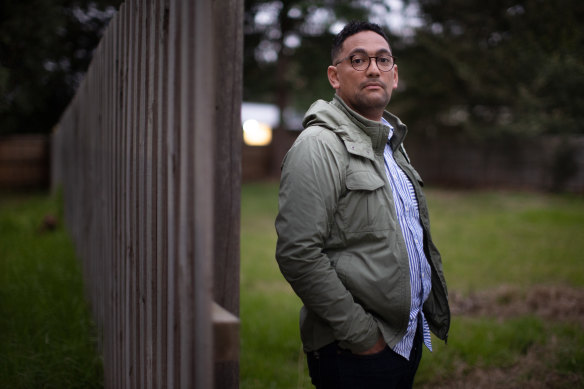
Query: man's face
327 30 398 121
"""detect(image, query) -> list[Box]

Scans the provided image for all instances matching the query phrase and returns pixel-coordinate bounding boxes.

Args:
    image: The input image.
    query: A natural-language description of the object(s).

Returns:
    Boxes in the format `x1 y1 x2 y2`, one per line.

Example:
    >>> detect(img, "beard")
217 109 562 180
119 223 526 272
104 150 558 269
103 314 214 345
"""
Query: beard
349 87 391 119
356 91 390 110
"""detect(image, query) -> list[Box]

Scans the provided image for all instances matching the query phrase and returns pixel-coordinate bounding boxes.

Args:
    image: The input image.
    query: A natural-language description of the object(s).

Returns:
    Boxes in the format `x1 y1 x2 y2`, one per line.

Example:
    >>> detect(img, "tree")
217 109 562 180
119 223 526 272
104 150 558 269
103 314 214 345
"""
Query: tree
0 0 122 135
243 0 391 126
393 0 584 139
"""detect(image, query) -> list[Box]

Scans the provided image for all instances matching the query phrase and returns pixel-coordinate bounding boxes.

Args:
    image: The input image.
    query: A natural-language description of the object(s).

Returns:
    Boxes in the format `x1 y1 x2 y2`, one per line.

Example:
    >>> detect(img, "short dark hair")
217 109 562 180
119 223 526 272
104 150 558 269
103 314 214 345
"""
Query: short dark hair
331 21 391 63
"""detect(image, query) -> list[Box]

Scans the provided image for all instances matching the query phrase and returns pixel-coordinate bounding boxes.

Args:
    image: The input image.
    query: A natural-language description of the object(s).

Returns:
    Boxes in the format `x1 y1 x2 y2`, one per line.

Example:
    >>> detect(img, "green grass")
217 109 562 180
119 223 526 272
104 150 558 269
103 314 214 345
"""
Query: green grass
416 316 545 380
240 182 311 388
0 192 103 389
240 182 584 388
2 184 583 388
427 190 584 291
416 317 584 387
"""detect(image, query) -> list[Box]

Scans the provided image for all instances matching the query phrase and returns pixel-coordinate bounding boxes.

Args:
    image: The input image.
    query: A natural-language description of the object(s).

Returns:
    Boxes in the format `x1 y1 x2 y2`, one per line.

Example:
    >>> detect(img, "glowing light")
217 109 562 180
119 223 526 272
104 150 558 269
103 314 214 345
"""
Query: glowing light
243 119 272 146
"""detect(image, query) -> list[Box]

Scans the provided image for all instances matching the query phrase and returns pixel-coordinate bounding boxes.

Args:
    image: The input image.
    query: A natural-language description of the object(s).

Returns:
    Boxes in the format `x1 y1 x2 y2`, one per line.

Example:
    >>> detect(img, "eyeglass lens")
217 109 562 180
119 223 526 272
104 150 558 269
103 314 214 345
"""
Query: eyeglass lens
351 54 394 71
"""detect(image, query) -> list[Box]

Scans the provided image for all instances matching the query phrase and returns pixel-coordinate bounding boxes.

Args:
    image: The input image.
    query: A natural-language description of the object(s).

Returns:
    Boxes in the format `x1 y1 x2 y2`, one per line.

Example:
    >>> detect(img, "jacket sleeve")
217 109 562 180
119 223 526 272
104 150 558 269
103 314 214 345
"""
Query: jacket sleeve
275 128 380 353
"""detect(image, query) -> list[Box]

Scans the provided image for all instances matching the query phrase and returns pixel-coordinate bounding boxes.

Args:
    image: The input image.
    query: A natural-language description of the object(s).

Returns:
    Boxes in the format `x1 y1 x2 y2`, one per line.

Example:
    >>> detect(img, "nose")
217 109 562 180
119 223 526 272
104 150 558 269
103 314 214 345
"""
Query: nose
366 58 381 75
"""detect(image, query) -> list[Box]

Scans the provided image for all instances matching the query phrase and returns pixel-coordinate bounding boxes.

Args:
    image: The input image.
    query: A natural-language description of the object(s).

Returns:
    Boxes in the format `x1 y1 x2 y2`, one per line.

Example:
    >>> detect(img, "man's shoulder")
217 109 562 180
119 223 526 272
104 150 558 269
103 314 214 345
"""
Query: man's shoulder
296 125 344 147
284 125 348 166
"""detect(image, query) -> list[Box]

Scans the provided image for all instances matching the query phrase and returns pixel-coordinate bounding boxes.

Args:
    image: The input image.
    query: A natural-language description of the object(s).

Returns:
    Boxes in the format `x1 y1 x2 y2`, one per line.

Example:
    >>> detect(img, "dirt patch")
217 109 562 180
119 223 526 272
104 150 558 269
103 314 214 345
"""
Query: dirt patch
449 284 584 326
423 339 582 389
420 285 584 388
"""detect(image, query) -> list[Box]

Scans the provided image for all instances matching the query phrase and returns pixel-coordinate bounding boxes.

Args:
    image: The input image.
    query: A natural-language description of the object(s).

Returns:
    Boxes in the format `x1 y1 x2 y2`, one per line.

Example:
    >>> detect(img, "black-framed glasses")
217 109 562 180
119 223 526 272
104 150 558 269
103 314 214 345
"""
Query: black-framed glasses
334 53 397 72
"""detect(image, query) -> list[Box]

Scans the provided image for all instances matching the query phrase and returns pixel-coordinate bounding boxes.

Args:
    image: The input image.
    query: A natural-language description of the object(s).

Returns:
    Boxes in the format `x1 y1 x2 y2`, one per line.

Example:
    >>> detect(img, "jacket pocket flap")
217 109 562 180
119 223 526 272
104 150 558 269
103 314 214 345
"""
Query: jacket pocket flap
346 171 385 191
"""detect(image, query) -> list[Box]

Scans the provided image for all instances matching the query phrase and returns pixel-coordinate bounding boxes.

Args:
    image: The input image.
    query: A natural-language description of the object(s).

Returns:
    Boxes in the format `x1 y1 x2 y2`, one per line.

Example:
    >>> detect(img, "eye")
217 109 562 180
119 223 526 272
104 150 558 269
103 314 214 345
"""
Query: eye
378 56 391 64
351 55 366 65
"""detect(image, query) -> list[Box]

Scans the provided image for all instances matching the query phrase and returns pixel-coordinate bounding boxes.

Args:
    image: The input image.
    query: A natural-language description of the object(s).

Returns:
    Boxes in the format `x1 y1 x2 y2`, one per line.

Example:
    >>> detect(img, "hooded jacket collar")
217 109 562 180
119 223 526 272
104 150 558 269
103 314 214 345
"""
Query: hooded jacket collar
302 95 408 161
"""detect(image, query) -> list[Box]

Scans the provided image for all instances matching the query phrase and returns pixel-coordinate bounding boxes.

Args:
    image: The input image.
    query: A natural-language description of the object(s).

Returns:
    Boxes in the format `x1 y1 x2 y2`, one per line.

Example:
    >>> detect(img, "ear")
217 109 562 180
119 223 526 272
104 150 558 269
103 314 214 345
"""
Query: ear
327 65 340 90
392 64 399 90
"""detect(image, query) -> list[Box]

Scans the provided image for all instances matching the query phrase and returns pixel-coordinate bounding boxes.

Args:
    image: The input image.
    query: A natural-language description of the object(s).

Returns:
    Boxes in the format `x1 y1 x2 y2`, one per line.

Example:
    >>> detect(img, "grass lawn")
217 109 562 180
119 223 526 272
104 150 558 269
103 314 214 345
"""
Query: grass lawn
0 192 103 388
240 182 584 388
1 184 583 388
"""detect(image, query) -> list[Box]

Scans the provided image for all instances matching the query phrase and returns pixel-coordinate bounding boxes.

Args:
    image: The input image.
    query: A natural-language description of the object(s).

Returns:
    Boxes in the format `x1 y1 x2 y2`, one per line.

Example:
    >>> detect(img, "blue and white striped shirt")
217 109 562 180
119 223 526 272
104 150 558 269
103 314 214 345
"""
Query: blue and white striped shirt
382 119 433 360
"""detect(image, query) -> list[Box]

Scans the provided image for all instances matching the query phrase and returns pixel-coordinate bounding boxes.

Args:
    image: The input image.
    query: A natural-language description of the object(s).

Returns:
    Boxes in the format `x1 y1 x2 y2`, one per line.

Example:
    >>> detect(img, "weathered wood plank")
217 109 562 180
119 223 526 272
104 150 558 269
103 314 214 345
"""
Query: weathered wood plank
166 0 179 386
156 1 170 388
212 2 243 388
184 0 216 387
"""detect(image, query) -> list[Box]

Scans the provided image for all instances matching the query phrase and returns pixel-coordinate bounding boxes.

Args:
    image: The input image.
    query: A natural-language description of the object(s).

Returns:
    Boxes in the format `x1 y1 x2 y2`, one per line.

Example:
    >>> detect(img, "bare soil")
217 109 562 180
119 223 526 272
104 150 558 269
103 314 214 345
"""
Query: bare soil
421 285 584 389
450 284 584 326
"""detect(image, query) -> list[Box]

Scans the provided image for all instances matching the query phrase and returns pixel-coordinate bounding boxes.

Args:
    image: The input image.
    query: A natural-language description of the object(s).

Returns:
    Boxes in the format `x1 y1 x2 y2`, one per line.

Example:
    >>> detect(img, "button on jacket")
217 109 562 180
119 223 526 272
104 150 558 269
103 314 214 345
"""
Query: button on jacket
275 95 450 353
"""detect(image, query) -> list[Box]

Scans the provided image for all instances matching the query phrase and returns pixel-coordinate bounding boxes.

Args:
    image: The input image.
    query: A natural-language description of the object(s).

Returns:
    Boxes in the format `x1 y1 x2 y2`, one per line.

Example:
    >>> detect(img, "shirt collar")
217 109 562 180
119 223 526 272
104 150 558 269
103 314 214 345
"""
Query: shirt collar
381 117 394 143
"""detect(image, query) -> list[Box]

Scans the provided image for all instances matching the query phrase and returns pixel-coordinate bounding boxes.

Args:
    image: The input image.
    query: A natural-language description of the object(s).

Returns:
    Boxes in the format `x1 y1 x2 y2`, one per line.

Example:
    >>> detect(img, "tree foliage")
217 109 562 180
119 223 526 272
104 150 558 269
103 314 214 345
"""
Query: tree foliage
243 0 391 125
4 0 581 138
393 0 584 139
0 0 121 135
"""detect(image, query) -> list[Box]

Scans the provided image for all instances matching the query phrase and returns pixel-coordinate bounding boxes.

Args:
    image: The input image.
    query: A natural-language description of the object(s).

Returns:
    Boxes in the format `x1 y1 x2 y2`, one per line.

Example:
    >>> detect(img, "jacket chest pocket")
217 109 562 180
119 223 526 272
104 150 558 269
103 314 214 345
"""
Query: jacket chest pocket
337 169 392 235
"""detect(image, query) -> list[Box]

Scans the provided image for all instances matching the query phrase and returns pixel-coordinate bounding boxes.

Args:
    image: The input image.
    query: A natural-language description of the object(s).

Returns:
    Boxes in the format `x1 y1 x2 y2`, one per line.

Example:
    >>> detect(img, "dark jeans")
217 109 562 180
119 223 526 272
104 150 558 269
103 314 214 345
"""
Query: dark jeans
306 323 423 389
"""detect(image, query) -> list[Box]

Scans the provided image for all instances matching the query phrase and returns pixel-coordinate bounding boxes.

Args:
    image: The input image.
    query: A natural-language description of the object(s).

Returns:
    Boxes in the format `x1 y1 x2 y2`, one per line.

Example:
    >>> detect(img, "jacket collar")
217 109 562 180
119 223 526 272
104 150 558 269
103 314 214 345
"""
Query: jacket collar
302 95 409 161
383 110 408 153
330 95 408 159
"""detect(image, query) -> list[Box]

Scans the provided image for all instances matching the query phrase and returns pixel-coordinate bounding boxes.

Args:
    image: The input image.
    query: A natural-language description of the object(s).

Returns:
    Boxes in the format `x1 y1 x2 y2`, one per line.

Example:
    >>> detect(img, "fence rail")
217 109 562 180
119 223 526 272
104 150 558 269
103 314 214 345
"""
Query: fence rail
51 0 242 387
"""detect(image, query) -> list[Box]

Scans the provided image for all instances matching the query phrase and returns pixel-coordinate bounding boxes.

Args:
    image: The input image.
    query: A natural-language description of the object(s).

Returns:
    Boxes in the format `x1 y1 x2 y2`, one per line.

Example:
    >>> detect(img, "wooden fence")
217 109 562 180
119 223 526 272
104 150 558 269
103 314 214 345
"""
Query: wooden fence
0 135 50 190
51 0 242 388
261 129 584 194
405 135 584 194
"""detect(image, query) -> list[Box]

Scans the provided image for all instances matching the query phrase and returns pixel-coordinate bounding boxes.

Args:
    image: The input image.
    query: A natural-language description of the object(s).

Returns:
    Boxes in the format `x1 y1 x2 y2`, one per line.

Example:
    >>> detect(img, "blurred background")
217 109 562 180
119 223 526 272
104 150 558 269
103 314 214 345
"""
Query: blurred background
1 1 583 388
2 0 583 192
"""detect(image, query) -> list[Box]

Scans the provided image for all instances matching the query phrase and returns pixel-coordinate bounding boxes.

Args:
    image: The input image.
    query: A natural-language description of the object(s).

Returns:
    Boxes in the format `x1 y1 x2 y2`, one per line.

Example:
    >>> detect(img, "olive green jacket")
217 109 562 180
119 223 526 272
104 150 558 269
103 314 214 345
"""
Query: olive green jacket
275 95 450 353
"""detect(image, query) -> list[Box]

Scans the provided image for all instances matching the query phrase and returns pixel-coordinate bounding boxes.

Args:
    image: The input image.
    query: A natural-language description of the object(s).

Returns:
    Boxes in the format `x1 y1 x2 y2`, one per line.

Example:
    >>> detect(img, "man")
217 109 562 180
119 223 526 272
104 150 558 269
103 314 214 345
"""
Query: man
275 21 450 388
